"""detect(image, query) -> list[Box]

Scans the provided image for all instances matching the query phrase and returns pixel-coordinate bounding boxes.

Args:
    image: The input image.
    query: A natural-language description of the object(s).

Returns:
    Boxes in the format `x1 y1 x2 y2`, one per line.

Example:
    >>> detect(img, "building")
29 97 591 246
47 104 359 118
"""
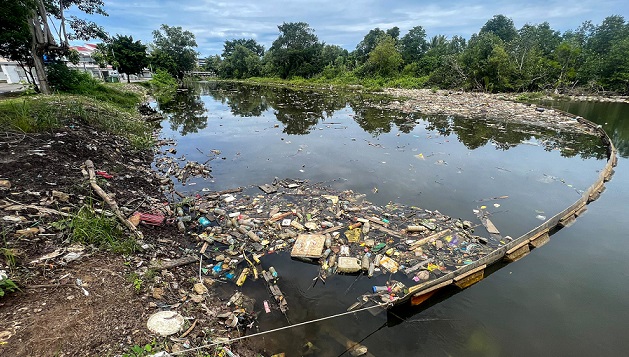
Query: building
0 57 30 84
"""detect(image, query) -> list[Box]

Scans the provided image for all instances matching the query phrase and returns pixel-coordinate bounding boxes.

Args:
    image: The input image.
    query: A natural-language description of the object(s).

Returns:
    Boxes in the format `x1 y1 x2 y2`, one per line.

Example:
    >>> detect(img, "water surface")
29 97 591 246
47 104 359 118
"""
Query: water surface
157 83 625 356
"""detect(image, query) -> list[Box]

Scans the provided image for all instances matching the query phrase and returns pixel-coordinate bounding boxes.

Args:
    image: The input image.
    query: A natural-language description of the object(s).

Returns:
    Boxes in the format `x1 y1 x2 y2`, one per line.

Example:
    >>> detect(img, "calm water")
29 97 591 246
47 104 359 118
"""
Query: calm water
157 83 628 356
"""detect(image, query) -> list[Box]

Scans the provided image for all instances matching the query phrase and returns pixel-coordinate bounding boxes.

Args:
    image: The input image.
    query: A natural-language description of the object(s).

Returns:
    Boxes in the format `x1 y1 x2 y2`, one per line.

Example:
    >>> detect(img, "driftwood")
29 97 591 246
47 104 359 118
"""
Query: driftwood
150 255 198 270
84 160 143 239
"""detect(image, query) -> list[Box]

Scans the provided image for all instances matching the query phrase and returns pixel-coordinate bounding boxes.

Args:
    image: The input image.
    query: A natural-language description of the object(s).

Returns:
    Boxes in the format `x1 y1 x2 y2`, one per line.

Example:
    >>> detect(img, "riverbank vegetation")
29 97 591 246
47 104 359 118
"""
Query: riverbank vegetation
202 15 629 94
0 79 153 150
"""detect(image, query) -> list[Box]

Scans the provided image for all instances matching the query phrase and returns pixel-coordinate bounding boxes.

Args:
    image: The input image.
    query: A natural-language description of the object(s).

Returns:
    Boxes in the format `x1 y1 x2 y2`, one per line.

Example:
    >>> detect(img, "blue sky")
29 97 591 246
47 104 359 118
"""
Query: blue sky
67 0 628 56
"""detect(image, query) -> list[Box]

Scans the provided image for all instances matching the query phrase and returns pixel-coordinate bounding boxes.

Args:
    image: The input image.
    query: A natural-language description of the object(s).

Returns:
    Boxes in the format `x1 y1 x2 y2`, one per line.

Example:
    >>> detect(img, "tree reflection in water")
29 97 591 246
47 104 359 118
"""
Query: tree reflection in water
170 81 608 159
159 88 208 136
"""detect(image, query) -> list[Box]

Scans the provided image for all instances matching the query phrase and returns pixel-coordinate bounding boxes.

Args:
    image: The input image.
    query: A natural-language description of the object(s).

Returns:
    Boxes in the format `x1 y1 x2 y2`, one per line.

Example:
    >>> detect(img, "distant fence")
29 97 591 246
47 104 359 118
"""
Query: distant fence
398 108 618 306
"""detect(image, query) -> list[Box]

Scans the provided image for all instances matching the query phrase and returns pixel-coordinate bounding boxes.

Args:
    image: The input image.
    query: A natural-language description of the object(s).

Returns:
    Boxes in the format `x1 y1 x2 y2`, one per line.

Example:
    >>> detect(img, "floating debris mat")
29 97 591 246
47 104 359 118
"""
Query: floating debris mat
176 178 498 309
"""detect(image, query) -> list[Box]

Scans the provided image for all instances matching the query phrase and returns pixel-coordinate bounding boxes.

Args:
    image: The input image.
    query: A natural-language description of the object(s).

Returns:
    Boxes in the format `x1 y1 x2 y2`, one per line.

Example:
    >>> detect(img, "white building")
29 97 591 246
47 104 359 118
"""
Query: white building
0 57 30 84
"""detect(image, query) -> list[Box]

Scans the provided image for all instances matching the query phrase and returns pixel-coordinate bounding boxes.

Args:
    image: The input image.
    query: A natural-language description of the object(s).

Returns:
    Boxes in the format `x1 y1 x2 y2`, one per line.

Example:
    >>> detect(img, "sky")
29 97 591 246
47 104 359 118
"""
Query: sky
67 0 628 57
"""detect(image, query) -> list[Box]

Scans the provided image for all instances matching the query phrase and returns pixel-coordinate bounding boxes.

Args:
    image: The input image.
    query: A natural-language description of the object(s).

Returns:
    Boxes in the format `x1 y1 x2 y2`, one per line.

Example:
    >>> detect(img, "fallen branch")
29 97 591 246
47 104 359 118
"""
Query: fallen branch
150 255 198 270
4 198 71 217
84 160 143 239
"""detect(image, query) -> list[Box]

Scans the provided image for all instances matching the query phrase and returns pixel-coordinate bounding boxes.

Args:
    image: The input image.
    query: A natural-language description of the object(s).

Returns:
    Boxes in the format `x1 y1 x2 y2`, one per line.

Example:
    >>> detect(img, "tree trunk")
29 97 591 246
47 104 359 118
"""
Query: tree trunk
27 14 51 94
127 74 130 83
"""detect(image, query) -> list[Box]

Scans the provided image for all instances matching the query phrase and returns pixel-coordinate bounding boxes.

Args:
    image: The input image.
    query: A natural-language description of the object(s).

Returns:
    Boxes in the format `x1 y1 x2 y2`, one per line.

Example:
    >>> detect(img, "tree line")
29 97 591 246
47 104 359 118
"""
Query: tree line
0 0 198 94
2 3 627 95
204 15 629 94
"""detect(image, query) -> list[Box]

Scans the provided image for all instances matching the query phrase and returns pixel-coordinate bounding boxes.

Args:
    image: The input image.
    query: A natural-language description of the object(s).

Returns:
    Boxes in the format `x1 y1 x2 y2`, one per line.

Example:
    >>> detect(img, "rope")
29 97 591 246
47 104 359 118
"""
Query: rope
170 301 391 355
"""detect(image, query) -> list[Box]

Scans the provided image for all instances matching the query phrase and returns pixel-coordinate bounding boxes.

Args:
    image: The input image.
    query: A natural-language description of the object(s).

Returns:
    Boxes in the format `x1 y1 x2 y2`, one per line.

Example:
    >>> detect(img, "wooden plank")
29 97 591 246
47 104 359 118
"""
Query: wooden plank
371 223 404 239
454 264 486 282
505 244 529 262
411 279 453 296
454 270 484 289
291 234 326 258
483 217 500 235
529 232 550 248
507 240 530 255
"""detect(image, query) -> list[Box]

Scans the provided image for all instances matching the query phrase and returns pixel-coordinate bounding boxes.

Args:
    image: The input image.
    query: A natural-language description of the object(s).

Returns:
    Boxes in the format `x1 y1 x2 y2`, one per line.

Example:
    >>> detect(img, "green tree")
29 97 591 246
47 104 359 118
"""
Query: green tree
106 35 148 83
202 55 222 75
509 22 562 91
461 32 515 92
267 22 323 79
220 45 262 79
222 38 264 58
365 35 403 77
1 0 108 94
480 14 518 43
354 28 386 63
150 24 198 79
0 0 36 84
400 26 429 63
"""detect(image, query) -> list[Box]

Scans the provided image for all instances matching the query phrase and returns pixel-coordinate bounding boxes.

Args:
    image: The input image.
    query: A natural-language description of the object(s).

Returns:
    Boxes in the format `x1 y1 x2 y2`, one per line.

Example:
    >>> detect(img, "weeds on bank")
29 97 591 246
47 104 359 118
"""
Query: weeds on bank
0 270 19 298
52 203 138 254
0 93 154 150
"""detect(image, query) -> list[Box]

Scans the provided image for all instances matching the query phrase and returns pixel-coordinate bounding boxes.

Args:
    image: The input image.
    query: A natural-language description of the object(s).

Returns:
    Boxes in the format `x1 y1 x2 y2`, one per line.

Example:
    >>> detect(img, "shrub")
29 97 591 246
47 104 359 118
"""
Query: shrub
148 69 177 104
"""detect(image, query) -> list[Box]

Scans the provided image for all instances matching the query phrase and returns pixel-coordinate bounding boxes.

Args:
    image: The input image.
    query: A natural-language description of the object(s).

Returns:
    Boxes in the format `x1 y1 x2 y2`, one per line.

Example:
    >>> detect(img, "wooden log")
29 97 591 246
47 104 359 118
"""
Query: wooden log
85 160 143 239
150 255 198 270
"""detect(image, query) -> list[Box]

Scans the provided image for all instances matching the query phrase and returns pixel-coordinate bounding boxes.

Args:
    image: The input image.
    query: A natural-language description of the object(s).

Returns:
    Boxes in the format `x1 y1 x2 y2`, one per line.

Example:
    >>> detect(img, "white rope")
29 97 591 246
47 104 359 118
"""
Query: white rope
170 301 390 355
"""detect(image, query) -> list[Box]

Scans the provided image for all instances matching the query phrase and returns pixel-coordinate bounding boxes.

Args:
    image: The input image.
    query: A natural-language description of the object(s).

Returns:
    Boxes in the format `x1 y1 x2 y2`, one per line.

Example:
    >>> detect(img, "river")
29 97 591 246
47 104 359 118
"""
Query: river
157 82 628 356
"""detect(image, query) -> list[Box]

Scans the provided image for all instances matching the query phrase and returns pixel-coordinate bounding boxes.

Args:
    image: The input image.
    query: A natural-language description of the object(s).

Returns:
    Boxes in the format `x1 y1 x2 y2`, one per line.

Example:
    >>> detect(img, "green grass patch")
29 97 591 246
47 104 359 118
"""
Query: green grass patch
514 91 547 102
56 204 138 254
0 93 154 150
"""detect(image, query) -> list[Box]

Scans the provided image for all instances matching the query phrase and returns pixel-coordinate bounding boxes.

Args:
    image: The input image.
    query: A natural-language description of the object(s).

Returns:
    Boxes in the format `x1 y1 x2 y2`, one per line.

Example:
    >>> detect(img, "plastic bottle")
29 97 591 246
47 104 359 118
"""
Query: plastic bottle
269 266 278 278
361 254 370 271
198 216 210 227
372 285 391 293
213 208 226 216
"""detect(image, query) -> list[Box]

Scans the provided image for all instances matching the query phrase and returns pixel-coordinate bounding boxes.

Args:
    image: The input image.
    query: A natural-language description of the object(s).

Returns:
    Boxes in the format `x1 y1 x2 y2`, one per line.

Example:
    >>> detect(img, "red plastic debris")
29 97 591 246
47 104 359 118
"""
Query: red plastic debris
95 170 114 179
135 212 165 226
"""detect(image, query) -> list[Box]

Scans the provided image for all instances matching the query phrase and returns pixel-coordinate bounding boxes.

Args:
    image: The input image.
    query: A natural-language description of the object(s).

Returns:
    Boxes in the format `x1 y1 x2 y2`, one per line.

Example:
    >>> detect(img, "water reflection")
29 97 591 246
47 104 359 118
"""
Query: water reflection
159 88 208 135
541 99 629 158
164 81 607 159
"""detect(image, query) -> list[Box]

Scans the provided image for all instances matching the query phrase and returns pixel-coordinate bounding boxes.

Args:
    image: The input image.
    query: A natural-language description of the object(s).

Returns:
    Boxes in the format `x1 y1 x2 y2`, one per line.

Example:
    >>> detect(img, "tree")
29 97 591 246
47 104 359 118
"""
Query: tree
222 38 264 58
1 0 108 94
151 24 198 79
480 15 518 43
220 45 262 79
461 32 515 92
354 28 386 63
400 26 429 63
106 35 148 83
202 55 222 75
365 35 403 77
0 1 36 84
267 22 323 79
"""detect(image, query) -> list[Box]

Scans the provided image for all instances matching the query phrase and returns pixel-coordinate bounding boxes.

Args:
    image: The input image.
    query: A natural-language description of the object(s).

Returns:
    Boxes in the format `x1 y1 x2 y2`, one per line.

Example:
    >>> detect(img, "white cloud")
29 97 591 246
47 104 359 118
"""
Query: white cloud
64 0 628 56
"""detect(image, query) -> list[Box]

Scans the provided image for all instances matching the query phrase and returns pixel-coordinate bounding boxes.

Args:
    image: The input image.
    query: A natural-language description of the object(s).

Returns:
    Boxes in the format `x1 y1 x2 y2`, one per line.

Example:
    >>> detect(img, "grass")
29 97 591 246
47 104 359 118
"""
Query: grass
0 88 154 150
240 73 432 92
52 203 138 254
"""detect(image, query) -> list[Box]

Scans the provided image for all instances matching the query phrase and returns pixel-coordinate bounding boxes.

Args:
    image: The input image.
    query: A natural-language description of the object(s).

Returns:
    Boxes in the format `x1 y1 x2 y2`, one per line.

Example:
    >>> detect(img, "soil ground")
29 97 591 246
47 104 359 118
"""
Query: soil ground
0 118 260 356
